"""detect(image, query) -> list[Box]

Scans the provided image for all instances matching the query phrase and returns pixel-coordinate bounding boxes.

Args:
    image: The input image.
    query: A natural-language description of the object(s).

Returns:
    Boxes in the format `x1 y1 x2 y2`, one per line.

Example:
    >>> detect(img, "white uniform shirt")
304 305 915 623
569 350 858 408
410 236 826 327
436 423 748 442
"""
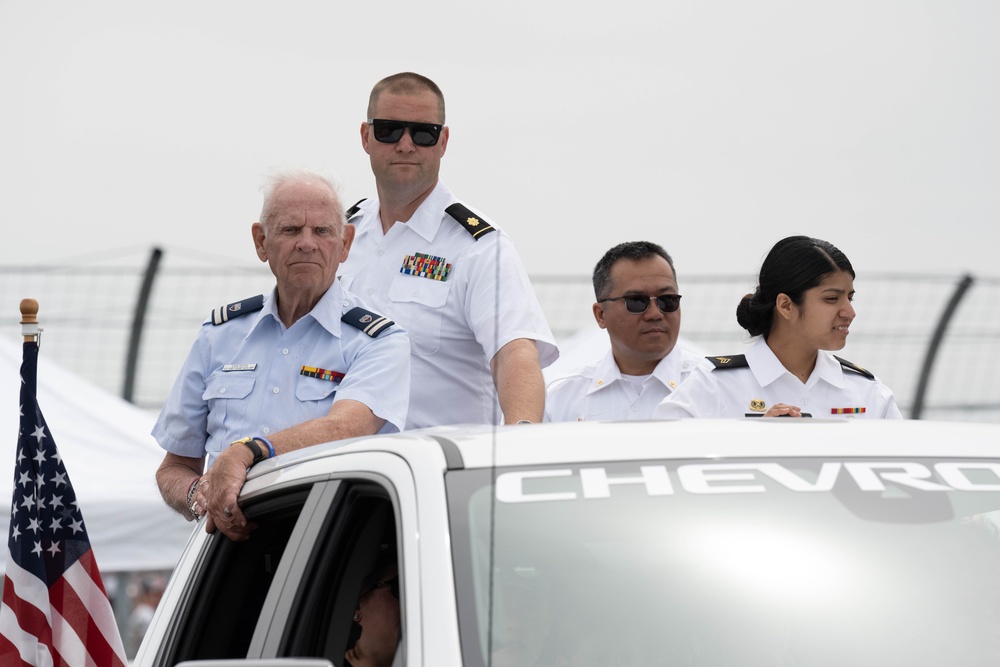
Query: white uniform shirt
545 347 707 422
653 337 902 419
153 281 411 467
338 181 558 428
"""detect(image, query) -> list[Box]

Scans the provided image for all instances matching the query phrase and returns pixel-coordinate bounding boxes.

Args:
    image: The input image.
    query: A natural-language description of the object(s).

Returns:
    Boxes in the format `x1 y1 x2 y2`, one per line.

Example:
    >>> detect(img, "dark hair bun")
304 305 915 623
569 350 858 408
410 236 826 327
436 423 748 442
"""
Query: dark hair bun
736 292 770 337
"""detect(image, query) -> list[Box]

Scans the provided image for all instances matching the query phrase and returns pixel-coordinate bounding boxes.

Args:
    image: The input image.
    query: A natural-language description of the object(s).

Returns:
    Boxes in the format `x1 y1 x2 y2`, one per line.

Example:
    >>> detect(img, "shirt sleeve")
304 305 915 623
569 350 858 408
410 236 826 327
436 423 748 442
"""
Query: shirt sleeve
463 233 559 366
334 325 411 433
151 330 211 457
874 377 904 419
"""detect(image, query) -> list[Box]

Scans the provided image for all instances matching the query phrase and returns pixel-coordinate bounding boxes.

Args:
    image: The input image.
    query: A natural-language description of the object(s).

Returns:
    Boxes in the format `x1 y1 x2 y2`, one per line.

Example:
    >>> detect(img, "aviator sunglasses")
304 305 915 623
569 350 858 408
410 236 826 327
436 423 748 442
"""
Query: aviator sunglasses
367 118 443 147
598 294 682 314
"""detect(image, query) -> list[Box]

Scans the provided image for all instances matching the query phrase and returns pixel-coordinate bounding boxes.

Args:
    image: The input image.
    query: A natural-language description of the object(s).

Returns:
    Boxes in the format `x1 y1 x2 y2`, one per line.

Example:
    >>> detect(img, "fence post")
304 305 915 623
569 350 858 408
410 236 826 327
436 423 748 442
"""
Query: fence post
123 247 163 403
911 273 974 419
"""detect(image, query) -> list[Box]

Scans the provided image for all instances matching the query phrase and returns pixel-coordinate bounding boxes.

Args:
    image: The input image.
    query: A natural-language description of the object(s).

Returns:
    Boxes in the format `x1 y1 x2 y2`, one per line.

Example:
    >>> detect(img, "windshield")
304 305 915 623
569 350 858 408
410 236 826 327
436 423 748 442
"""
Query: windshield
447 457 1000 667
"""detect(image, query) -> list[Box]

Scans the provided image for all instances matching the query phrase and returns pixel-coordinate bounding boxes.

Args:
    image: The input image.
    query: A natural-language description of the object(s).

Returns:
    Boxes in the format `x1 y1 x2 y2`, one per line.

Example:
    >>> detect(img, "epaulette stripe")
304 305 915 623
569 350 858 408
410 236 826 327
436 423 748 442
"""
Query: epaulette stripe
445 203 496 240
834 355 875 380
346 198 367 221
707 354 749 370
211 294 264 326
341 306 395 337
363 316 393 337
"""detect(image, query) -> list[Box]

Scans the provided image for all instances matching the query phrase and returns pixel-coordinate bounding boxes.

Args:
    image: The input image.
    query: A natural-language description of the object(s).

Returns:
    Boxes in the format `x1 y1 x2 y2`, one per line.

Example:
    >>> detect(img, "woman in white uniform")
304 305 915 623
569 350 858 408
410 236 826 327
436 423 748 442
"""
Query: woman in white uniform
654 235 901 419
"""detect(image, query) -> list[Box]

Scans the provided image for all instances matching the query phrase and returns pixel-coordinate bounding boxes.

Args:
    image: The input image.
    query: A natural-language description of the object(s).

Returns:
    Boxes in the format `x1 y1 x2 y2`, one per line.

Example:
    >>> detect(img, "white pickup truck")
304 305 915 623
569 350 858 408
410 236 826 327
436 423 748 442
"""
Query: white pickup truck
136 419 1000 667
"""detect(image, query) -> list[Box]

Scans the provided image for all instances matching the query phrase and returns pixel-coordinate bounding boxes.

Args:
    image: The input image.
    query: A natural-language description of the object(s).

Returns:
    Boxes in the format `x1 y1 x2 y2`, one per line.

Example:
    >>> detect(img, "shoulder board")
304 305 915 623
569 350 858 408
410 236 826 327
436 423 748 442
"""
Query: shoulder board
212 295 264 326
445 203 496 240
706 355 749 370
345 198 367 222
834 356 875 380
342 307 395 338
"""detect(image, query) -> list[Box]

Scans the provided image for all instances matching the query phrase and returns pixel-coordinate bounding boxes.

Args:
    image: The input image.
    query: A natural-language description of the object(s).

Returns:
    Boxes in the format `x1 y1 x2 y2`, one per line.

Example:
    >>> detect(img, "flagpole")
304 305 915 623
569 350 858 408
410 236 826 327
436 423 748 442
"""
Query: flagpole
20 298 40 343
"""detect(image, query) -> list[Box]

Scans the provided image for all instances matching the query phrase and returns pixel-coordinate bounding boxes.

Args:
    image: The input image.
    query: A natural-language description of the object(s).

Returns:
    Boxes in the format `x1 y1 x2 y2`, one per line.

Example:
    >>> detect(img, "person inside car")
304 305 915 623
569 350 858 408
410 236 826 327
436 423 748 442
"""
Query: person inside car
346 555 401 667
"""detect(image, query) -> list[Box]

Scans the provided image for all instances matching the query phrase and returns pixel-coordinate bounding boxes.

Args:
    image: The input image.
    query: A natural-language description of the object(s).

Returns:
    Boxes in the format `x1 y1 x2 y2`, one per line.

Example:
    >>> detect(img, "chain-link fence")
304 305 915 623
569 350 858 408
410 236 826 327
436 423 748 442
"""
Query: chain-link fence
3 248 999 422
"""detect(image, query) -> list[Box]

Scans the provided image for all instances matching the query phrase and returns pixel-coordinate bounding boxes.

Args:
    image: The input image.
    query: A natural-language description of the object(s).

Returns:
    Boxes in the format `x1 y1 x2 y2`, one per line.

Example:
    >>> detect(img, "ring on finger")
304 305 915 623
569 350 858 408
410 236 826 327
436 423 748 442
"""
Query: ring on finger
223 506 234 518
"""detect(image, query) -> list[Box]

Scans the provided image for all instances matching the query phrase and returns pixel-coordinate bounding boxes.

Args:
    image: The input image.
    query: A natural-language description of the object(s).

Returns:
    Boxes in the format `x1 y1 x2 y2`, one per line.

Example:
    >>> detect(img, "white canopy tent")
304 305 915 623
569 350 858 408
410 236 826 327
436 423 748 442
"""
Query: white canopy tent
0 336 193 574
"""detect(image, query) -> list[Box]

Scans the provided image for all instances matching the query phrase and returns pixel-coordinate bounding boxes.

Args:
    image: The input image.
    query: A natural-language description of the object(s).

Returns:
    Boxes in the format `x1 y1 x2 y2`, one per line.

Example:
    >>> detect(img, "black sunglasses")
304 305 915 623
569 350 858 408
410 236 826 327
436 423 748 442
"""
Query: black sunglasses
362 574 399 599
598 294 682 314
367 119 442 147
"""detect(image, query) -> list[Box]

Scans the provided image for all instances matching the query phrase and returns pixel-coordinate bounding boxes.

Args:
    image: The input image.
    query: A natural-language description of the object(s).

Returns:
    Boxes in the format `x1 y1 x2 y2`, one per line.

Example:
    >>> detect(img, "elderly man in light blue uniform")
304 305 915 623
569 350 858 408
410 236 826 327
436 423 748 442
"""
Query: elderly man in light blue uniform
154 168 409 541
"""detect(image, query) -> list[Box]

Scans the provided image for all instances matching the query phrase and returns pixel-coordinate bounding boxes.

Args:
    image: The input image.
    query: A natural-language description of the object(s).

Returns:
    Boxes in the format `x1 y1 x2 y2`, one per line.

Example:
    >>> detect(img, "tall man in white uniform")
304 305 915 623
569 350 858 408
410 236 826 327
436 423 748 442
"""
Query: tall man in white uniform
338 72 558 428
545 241 705 421
154 169 410 540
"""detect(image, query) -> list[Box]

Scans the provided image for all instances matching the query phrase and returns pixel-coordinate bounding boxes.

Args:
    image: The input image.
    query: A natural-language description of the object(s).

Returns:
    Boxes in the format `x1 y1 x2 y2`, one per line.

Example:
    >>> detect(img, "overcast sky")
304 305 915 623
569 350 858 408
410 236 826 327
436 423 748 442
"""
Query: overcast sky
2 1 998 280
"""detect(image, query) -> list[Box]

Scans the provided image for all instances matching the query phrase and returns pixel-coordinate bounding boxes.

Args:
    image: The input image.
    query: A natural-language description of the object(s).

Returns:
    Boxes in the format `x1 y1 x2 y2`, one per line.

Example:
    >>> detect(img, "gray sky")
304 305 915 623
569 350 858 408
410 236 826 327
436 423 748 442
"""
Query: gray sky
2 1 998 279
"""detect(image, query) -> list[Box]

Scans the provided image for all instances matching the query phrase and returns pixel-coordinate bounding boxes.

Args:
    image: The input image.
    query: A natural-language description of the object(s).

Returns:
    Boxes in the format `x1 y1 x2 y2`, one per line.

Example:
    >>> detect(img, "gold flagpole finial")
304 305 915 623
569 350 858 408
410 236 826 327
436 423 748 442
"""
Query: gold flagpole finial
20 298 41 342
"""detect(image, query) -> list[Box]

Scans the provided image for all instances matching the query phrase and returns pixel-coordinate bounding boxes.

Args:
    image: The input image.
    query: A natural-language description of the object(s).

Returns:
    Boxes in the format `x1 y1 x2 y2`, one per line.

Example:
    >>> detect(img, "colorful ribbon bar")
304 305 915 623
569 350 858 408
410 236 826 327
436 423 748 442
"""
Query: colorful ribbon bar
831 407 866 414
401 252 451 281
300 366 345 382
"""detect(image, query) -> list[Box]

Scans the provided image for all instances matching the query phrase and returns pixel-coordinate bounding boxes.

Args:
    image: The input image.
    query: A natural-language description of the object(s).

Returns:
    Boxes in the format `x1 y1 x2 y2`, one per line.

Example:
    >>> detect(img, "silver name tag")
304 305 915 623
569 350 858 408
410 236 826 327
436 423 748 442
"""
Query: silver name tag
222 364 257 372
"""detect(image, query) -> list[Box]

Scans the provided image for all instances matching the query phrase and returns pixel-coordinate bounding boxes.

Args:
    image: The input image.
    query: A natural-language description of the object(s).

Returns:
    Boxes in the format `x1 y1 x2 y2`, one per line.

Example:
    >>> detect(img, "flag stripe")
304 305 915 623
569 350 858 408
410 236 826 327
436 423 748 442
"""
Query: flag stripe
3 564 53 627
50 560 124 667
49 603 95 667
0 632 42 667
61 552 122 650
1 568 56 661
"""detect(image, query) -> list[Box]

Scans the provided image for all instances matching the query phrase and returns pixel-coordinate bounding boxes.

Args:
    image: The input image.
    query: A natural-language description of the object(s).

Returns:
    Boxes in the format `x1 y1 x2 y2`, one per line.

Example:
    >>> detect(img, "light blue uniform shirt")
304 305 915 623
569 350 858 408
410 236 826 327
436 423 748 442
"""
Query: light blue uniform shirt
153 281 410 467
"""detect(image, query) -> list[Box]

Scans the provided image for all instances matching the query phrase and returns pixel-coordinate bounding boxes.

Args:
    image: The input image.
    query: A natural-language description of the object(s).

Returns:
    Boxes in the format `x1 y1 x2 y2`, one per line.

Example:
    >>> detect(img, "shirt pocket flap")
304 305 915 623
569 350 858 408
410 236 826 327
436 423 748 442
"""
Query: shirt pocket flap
389 275 451 308
296 376 340 402
203 374 255 400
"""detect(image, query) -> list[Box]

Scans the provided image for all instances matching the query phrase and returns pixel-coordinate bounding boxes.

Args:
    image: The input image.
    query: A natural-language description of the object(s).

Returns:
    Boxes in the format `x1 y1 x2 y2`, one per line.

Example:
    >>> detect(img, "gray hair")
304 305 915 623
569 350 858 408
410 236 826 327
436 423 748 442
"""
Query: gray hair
258 167 345 237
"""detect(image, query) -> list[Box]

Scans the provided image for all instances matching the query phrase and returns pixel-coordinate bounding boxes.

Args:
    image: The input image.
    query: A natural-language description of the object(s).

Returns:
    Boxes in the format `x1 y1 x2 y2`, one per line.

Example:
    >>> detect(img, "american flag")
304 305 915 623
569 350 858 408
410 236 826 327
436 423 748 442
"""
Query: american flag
0 340 127 667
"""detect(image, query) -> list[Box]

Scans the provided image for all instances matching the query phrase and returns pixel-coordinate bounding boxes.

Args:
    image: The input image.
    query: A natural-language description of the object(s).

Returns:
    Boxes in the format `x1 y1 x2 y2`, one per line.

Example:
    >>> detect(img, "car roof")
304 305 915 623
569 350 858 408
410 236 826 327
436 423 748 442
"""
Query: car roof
249 419 1000 480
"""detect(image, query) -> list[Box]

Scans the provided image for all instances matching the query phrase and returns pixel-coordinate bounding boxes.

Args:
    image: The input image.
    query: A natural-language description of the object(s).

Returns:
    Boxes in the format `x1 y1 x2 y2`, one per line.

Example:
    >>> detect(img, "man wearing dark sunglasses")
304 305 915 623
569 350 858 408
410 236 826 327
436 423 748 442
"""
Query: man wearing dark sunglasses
338 72 558 429
545 241 708 422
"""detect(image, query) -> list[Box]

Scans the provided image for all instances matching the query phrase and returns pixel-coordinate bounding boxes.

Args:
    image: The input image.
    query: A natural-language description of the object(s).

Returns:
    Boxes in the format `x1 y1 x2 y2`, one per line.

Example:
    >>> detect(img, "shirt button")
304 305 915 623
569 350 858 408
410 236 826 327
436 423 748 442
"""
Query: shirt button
282 348 289 355
377 249 384 256
272 387 280 394
219 387 226 394
262 427 271 434
631 405 638 412
801 398 809 405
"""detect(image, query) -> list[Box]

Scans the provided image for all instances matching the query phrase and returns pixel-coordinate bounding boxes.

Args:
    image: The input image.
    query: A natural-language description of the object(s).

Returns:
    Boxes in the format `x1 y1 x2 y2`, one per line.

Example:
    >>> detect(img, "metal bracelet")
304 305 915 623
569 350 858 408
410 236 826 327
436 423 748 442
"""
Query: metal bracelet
186 478 202 518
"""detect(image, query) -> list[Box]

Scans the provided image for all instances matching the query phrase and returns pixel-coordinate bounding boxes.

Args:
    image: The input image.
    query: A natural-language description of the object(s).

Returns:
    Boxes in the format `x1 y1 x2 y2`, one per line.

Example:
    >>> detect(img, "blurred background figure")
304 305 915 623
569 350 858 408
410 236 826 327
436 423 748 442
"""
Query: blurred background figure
125 573 167 657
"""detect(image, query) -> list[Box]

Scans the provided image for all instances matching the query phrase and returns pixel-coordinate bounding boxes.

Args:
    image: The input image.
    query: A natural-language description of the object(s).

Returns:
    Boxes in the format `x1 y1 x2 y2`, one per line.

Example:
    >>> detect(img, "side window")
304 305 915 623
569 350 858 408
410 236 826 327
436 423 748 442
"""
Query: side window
159 488 310 664
280 482 401 665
